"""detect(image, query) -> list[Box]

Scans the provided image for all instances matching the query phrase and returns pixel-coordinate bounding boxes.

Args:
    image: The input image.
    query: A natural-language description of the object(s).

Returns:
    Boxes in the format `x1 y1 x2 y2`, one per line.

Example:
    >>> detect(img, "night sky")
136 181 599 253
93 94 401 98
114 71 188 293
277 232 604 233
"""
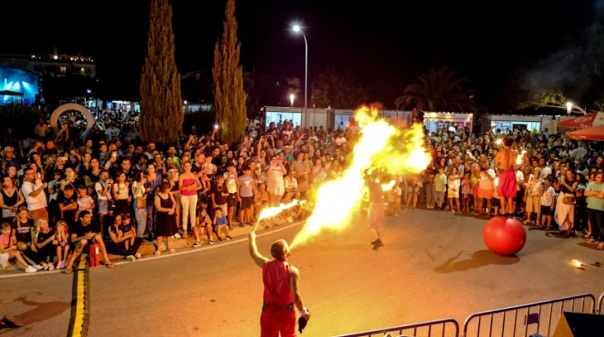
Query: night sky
2 0 599 106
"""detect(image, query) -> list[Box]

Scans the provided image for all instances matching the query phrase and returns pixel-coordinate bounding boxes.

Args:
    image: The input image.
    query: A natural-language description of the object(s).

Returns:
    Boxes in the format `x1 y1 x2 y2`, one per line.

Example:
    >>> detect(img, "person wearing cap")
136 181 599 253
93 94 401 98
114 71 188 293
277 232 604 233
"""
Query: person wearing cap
249 231 310 336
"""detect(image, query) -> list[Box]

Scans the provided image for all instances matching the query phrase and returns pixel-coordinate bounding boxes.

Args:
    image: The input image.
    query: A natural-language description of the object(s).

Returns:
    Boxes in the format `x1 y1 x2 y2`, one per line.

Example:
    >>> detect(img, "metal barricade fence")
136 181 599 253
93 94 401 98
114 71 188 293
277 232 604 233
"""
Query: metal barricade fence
329 318 460 337
329 293 604 337
461 293 596 337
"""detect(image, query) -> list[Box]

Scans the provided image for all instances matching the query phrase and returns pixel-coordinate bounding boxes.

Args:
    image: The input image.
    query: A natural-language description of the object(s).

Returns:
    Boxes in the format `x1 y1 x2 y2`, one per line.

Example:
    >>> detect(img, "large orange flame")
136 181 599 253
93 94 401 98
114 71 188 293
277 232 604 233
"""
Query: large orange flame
290 105 431 249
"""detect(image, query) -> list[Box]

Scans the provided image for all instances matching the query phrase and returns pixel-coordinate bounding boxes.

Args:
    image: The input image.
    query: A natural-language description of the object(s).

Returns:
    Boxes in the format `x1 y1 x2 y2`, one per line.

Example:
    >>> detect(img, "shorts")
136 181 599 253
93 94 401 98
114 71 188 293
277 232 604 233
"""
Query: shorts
541 205 553 216
227 193 238 208
98 199 109 215
447 189 459 199
406 185 420 195
240 196 254 209
526 196 541 214
367 201 385 229
0 252 10 268
492 198 501 208
478 188 493 199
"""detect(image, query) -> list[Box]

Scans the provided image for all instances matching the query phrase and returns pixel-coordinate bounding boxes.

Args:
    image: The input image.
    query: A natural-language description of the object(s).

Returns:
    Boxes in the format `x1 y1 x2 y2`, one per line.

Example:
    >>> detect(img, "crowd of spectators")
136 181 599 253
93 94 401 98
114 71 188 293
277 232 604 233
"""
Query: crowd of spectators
0 110 603 274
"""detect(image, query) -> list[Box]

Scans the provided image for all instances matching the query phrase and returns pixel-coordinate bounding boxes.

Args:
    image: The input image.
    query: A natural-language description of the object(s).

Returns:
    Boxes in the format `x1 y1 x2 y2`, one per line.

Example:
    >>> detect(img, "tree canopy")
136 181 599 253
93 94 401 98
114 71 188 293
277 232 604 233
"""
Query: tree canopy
139 0 183 145
212 0 247 147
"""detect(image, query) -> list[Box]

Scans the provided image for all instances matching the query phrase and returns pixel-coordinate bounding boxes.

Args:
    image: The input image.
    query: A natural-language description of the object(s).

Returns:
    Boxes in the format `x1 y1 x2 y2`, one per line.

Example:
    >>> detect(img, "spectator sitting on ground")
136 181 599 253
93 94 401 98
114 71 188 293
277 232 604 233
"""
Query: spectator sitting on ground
108 213 143 261
64 210 114 273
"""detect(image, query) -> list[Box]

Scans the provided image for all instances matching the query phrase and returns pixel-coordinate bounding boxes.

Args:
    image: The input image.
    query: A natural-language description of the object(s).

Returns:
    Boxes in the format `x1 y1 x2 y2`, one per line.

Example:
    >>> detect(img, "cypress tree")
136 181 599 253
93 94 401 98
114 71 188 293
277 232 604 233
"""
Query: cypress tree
213 0 248 147
139 0 183 145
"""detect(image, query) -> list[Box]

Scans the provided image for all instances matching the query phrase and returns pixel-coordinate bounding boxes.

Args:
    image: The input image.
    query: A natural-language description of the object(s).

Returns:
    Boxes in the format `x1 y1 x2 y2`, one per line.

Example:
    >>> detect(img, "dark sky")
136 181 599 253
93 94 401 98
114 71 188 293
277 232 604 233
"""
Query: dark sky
1 0 599 104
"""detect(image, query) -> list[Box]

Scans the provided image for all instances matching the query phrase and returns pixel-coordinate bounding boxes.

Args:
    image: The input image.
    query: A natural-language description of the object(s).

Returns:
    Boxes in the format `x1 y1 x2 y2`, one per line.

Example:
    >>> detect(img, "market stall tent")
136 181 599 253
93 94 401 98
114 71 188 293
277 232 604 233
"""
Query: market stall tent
567 124 604 141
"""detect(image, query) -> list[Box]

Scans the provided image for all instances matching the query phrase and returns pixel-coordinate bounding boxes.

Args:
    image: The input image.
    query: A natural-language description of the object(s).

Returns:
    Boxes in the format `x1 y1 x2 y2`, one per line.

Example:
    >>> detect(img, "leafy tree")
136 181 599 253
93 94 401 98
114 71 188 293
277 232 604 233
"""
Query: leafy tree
501 23 604 113
139 0 183 145
212 0 247 147
311 67 368 109
395 66 481 113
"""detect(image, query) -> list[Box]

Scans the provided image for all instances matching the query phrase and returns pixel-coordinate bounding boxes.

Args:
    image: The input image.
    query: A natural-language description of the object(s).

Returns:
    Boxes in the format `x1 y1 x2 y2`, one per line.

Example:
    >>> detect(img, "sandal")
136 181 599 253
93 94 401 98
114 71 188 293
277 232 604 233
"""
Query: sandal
154 251 161 257
64 267 73 274
103 261 115 269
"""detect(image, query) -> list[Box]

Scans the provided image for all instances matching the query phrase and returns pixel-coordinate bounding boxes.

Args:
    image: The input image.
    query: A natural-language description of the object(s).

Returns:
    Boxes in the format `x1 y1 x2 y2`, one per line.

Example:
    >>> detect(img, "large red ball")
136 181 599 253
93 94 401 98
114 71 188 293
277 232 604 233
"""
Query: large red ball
483 216 526 256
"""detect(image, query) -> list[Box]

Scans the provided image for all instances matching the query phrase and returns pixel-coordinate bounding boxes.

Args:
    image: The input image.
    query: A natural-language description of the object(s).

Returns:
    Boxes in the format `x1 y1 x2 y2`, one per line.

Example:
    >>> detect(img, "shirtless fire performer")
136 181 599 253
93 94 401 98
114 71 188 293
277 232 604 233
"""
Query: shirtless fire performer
494 136 518 217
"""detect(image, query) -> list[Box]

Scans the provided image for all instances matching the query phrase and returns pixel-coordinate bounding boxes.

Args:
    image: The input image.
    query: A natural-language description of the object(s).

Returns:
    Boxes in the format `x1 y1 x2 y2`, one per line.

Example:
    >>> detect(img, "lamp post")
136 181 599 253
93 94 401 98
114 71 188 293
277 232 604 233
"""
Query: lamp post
292 24 308 128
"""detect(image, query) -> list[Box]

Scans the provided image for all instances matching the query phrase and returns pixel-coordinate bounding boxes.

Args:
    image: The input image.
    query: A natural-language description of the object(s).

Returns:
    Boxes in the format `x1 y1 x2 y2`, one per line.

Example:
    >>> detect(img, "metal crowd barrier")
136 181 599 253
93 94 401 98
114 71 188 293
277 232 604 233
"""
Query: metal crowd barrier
330 293 602 337
462 293 596 337
329 318 460 337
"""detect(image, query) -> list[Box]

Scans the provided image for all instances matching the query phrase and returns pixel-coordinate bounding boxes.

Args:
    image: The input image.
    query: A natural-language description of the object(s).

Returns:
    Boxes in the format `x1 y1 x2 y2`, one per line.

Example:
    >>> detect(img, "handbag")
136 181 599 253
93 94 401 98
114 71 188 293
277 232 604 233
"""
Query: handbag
562 194 576 205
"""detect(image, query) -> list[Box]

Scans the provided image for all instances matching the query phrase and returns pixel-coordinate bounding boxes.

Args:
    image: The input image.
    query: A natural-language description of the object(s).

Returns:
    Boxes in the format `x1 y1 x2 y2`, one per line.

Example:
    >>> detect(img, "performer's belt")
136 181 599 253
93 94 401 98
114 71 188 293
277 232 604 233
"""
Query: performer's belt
262 302 294 312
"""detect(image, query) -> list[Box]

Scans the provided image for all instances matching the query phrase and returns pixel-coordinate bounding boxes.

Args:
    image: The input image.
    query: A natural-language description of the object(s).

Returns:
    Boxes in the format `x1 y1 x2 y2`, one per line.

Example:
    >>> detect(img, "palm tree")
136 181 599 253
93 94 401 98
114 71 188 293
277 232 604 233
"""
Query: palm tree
395 66 481 113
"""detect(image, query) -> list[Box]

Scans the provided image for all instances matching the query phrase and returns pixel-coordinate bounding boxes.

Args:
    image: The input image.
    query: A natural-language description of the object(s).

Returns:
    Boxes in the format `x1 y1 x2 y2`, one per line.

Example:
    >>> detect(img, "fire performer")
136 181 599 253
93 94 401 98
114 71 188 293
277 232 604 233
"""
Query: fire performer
494 136 518 217
366 169 386 250
249 227 310 336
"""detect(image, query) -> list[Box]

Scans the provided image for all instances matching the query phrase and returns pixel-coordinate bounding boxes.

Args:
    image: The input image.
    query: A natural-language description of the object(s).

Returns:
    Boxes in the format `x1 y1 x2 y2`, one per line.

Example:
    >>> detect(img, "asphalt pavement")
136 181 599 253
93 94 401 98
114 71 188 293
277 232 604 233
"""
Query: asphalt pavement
1 207 604 337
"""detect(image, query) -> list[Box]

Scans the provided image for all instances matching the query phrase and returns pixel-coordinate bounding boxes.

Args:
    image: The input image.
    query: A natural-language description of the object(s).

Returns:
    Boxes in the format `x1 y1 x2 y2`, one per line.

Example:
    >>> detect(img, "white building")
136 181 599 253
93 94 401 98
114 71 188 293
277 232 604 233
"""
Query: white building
263 106 412 130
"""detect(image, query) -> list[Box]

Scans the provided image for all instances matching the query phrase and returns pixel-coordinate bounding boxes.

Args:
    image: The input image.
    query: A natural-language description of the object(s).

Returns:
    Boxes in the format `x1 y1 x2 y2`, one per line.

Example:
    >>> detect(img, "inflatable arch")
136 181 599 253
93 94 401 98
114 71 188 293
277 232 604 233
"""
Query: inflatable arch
49 103 96 140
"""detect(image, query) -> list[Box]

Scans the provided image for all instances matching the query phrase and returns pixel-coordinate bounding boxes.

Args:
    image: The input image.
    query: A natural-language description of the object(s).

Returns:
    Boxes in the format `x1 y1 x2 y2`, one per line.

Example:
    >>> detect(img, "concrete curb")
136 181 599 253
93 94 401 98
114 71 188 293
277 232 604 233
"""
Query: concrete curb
0 220 301 279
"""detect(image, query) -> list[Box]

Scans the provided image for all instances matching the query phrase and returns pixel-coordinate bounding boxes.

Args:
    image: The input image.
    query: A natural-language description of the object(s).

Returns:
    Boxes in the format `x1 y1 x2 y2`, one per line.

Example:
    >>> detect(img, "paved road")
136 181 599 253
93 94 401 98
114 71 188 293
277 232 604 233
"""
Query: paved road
1 208 604 337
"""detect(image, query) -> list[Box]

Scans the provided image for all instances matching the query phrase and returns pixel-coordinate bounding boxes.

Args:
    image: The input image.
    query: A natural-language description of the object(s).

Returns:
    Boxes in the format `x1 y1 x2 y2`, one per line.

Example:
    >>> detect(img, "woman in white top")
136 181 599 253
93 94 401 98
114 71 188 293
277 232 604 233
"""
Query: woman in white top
131 171 147 238
266 155 286 207
112 171 131 217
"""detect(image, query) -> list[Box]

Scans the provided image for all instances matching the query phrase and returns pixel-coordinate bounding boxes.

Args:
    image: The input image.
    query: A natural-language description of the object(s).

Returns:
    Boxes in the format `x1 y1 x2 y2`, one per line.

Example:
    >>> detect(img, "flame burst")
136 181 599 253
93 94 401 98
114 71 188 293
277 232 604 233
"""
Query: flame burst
289 105 431 249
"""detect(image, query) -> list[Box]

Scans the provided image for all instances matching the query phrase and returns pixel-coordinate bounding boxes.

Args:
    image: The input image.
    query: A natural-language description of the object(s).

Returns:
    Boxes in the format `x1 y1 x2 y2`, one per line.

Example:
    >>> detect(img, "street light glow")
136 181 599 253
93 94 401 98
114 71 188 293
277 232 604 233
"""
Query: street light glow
291 23 308 128
566 101 573 115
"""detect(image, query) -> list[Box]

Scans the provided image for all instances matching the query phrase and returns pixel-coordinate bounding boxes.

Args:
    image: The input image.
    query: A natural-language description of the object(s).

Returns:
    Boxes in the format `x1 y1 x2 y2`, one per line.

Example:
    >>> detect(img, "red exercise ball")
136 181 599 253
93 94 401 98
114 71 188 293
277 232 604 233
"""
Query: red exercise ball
483 216 526 256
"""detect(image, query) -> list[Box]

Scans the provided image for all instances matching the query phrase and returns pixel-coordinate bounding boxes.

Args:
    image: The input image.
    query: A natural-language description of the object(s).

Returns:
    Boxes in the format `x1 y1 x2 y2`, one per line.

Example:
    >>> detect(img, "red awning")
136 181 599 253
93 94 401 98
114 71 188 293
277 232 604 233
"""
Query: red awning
558 112 604 129
567 125 604 141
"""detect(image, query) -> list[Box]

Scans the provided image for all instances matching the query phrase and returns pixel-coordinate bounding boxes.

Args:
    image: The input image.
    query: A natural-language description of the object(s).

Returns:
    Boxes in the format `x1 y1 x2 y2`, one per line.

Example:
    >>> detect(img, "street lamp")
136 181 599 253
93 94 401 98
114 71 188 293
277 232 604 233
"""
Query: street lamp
565 101 587 115
292 24 308 128
289 93 295 107
566 102 573 115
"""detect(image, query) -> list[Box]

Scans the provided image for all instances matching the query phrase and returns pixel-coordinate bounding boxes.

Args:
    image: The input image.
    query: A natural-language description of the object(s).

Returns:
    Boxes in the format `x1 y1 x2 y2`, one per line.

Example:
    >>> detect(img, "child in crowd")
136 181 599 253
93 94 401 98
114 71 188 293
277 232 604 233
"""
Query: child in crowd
254 183 269 222
461 172 472 213
388 178 402 216
405 174 421 210
434 166 447 210
447 167 462 214
192 208 214 247
524 168 543 226
31 218 56 270
540 176 556 230
55 220 70 269
0 222 38 273
77 185 95 215
213 207 231 242
121 214 137 252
